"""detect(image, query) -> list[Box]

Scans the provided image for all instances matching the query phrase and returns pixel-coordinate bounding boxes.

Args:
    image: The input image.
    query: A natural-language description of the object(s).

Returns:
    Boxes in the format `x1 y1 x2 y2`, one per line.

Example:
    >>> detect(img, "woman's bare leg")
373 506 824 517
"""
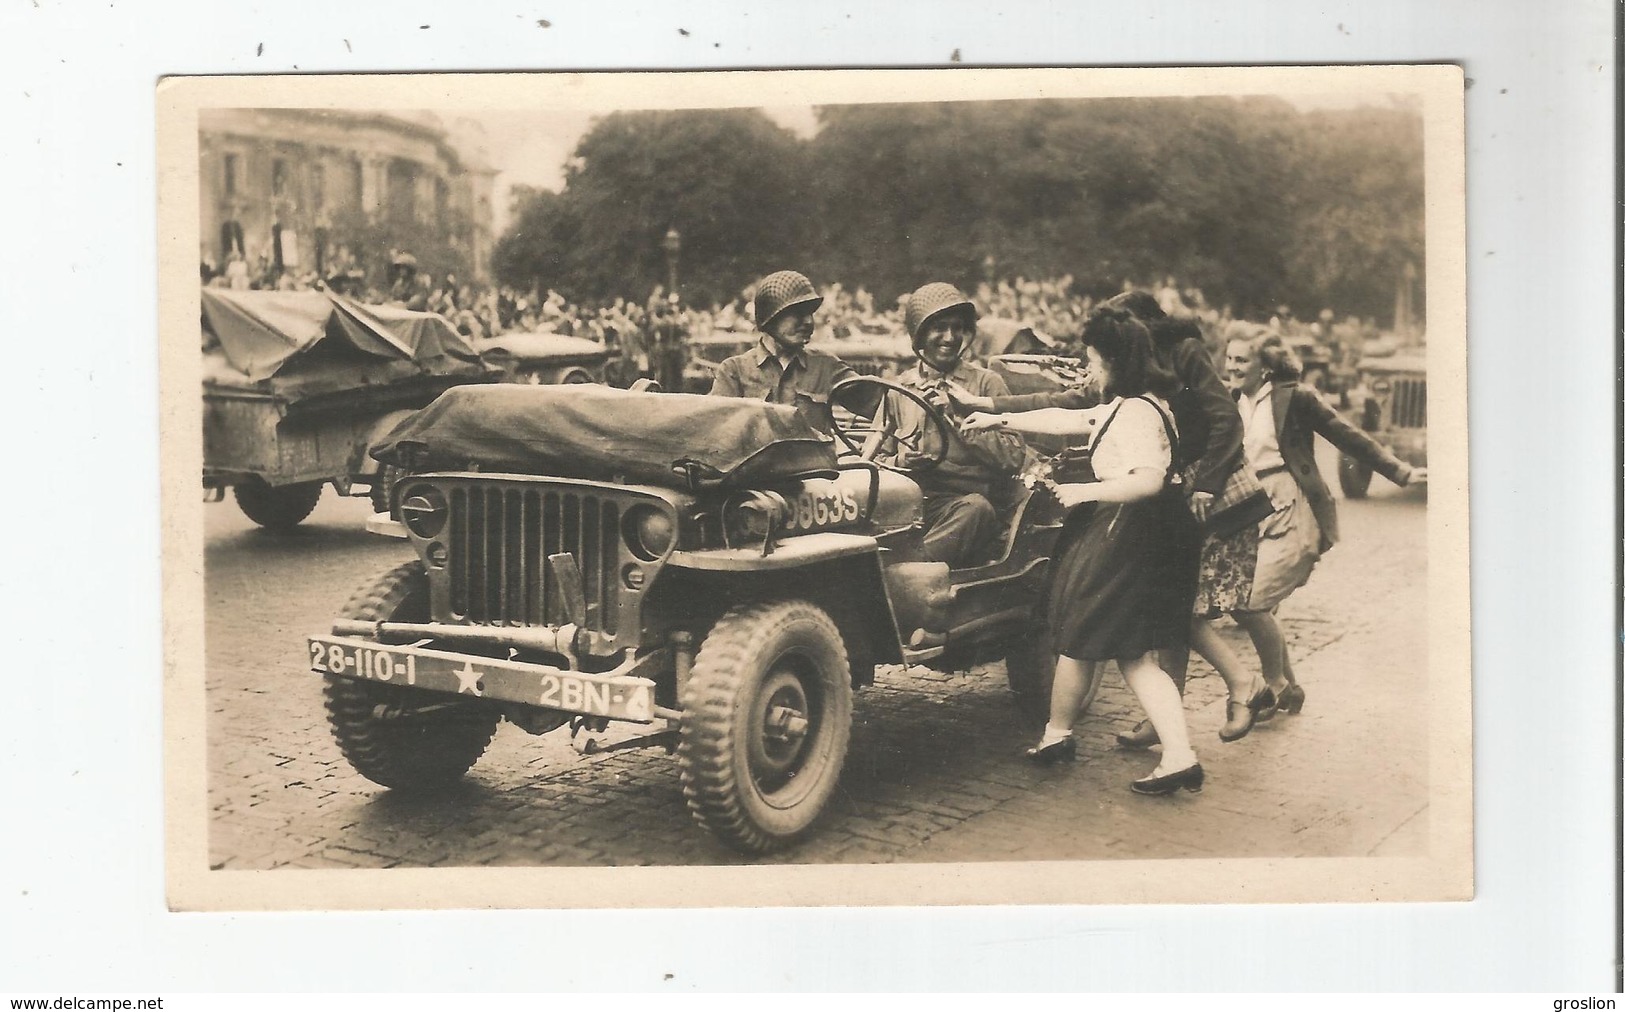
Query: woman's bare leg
1044 654 1095 736
1190 617 1258 702
1232 609 1289 696
1120 651 1197 772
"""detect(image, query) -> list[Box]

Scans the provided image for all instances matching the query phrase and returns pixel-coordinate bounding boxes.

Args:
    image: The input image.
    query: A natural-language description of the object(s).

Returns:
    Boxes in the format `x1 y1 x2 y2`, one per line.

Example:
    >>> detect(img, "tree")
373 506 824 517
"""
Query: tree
492 110 808 306
1283 104 1426 324
489 100 1426 327
327 206 472 289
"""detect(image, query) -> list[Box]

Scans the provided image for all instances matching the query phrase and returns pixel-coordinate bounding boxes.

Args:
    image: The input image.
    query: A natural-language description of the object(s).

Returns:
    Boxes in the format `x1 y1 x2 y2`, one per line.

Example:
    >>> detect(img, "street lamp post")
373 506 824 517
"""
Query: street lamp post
662 227 682 297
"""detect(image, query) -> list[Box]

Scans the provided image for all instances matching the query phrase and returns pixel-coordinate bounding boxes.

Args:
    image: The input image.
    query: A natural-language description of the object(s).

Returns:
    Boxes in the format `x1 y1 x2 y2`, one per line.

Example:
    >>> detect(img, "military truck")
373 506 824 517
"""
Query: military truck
201 289 606 529
309 379 1094 853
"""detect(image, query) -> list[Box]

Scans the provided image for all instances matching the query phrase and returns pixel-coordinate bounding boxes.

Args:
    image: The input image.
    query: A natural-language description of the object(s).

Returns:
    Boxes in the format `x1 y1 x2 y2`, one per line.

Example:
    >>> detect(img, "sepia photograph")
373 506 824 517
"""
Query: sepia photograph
159 66 1470 910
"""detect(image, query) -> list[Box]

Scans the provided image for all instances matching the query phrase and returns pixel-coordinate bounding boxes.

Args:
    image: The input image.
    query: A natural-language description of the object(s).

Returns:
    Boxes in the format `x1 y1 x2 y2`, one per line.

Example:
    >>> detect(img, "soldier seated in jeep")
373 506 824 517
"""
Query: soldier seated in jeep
865 283 1028 568
708 269 860 435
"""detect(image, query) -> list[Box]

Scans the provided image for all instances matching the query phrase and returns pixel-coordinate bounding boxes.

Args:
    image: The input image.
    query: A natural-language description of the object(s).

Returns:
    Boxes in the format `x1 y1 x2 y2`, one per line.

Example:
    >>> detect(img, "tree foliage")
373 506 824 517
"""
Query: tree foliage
329 206 473 285
494 109 806 307
494 98 1425 325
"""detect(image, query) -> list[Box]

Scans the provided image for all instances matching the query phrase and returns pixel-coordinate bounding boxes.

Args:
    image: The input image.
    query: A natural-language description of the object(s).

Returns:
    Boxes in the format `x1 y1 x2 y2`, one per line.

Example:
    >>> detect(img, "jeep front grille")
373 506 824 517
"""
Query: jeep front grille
1389 378 1427 429
446 485 621 633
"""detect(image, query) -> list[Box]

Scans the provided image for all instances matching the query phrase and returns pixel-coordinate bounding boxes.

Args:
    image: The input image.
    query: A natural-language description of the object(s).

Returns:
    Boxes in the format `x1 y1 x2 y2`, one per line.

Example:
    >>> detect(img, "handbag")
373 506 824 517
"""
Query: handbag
1200 462 1276 539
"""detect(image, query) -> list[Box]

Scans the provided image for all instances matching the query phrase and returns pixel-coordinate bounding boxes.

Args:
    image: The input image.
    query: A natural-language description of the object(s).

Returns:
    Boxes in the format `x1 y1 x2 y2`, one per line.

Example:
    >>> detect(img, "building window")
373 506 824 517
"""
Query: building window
434 177 449 231
220 220 244 260
312 164 326 213
350 159 364 208
387 160 416 224
314 227 328 276
223 153 239 197
272 159 288 198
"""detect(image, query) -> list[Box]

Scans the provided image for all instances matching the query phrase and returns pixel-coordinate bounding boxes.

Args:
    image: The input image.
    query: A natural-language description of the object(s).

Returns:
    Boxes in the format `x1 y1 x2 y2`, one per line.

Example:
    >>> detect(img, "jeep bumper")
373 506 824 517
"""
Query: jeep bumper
308 634 659 723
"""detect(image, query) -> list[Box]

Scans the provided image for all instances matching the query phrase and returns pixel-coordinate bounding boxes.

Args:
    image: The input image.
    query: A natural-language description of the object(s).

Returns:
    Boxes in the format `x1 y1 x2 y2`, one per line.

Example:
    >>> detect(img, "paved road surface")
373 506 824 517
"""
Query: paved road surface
204 452 1429 869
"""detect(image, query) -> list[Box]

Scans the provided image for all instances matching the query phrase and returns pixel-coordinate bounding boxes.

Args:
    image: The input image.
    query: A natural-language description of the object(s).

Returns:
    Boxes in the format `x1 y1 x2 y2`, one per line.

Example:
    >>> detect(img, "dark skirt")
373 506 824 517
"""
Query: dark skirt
1048 487 1201 661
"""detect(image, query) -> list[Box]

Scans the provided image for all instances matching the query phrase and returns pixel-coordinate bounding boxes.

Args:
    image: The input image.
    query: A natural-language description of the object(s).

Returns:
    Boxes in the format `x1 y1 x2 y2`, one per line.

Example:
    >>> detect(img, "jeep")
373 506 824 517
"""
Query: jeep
308 378 1092 853
1338 351 1427 498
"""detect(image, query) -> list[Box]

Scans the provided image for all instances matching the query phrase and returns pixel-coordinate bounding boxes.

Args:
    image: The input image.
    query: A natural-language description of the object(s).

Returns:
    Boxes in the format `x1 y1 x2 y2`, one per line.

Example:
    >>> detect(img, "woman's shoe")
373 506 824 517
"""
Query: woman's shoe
1219 684 1277 743
1024 736 1077 765
1115 719 1160 750
1274 683 1306 715
1131 762 1205 796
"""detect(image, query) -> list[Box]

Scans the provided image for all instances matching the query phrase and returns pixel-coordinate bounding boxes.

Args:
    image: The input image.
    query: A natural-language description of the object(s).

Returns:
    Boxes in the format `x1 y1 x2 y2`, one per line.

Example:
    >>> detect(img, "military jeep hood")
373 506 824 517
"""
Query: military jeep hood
371 385 839 490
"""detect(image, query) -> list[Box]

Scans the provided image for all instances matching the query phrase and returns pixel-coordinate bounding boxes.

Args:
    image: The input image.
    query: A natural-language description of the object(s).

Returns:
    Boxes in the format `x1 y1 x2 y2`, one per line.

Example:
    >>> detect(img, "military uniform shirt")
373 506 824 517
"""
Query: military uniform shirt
708 339 857 434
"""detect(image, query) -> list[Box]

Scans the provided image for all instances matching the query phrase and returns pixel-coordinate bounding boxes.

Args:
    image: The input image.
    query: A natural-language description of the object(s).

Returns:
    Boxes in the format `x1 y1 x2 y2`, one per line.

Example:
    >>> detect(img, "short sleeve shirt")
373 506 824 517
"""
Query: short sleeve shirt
1089 396 1175 481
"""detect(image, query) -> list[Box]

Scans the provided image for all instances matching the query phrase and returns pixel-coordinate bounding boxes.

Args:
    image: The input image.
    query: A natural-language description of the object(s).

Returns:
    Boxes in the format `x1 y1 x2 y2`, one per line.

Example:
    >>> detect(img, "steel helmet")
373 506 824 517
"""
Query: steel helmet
904 282 978 344
752 270 823 329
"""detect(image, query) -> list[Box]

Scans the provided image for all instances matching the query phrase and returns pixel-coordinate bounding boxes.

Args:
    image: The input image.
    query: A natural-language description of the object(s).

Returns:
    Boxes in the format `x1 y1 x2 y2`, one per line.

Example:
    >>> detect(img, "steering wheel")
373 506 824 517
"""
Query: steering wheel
828 375 954 472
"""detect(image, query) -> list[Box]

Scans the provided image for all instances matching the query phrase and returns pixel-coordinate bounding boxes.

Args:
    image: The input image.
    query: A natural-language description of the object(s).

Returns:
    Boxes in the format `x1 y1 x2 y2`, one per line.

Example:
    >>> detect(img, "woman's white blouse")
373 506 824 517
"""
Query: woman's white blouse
1088 396 1174 481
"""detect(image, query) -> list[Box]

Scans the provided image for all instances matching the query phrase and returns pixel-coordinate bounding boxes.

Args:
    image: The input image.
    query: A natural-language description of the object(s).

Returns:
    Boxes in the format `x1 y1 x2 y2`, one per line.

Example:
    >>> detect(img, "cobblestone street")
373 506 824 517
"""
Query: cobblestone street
204 448 1430 870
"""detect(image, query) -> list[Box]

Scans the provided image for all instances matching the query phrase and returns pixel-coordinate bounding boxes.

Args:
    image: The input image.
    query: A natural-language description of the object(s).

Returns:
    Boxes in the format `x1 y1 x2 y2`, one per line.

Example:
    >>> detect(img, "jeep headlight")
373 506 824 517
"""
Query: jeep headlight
721 491 788 549
622 504 676 560
399 485 448 539
1371 377 1392 397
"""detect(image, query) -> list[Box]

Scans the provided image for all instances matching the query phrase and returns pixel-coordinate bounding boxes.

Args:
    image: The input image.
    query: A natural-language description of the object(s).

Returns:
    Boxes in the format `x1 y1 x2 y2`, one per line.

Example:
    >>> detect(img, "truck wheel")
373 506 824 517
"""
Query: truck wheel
322 561 500 791
1004 620 1102 724
1338 454 1373 499
678 599 853 853
234 477 323 531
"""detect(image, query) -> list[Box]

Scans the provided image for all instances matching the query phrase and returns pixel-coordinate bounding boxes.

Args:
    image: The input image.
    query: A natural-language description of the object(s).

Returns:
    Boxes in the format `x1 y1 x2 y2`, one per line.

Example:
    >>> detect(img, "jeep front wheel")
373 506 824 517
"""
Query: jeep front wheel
1003 618 1103 724
234 476 323 530
677 599 853 854
322 561 500 790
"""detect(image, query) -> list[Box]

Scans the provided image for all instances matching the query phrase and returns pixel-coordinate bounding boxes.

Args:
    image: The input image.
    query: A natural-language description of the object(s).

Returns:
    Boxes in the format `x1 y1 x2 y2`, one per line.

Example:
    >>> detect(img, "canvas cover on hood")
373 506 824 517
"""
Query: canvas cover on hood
370 385 839 491
201 289 489 398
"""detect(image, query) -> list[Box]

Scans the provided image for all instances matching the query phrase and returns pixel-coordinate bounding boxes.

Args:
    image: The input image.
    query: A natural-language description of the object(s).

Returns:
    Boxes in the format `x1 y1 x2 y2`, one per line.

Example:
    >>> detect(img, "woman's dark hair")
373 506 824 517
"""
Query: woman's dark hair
1083 307 1180 399
1103 289 1167 322
1251 333 1304 381
1147 314 1203 351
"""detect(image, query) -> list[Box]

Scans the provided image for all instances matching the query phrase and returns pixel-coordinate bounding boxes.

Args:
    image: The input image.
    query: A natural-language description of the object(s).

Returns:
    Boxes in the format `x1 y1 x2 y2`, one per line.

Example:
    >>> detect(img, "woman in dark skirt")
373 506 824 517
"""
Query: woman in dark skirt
952 290 1273 744
964 308 1204 795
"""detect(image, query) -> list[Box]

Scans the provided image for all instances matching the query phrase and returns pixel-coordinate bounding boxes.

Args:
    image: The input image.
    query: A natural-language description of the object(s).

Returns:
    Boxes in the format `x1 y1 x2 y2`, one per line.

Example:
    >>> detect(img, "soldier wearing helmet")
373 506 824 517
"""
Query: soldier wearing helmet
708 269 859 434
871 282 1027 568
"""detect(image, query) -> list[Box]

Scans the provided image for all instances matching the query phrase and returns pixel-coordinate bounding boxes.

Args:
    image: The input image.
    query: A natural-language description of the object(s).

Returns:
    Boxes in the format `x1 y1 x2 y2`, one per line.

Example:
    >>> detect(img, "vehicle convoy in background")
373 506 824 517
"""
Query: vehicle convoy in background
311 379 1088 853
471 331 609 387
1336 348 1428 498
201 288 608 530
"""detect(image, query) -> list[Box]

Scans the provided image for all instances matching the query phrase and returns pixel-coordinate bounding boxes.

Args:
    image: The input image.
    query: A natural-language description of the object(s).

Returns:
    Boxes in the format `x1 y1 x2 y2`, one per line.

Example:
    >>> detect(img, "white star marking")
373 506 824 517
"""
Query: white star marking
453 660 483 696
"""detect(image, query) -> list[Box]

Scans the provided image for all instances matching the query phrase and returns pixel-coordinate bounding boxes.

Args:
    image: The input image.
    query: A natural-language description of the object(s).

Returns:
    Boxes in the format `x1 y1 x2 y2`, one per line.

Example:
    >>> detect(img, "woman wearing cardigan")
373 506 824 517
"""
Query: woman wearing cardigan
1214 332 1426 713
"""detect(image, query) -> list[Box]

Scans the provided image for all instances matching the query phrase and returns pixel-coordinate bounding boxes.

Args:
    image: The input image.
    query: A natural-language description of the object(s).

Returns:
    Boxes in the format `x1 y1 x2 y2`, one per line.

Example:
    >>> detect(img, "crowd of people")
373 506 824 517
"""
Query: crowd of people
201 245 1393 394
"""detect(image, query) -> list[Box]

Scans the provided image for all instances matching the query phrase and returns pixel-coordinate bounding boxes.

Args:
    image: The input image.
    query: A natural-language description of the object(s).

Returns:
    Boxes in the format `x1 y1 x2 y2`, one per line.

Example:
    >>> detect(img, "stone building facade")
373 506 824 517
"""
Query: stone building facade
198 109 497 284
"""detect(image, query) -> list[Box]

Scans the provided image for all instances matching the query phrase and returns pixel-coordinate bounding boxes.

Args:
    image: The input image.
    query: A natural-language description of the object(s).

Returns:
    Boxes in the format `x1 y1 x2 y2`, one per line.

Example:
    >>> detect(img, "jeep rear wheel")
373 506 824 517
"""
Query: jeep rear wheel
677 599 853 854
322 561 500 790
1338 454 1373 499
234 477 323 531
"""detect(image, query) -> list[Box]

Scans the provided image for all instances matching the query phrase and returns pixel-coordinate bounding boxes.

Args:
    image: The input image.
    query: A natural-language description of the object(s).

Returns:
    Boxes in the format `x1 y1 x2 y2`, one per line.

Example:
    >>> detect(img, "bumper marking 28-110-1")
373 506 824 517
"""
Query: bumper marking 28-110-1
307 636 656 722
